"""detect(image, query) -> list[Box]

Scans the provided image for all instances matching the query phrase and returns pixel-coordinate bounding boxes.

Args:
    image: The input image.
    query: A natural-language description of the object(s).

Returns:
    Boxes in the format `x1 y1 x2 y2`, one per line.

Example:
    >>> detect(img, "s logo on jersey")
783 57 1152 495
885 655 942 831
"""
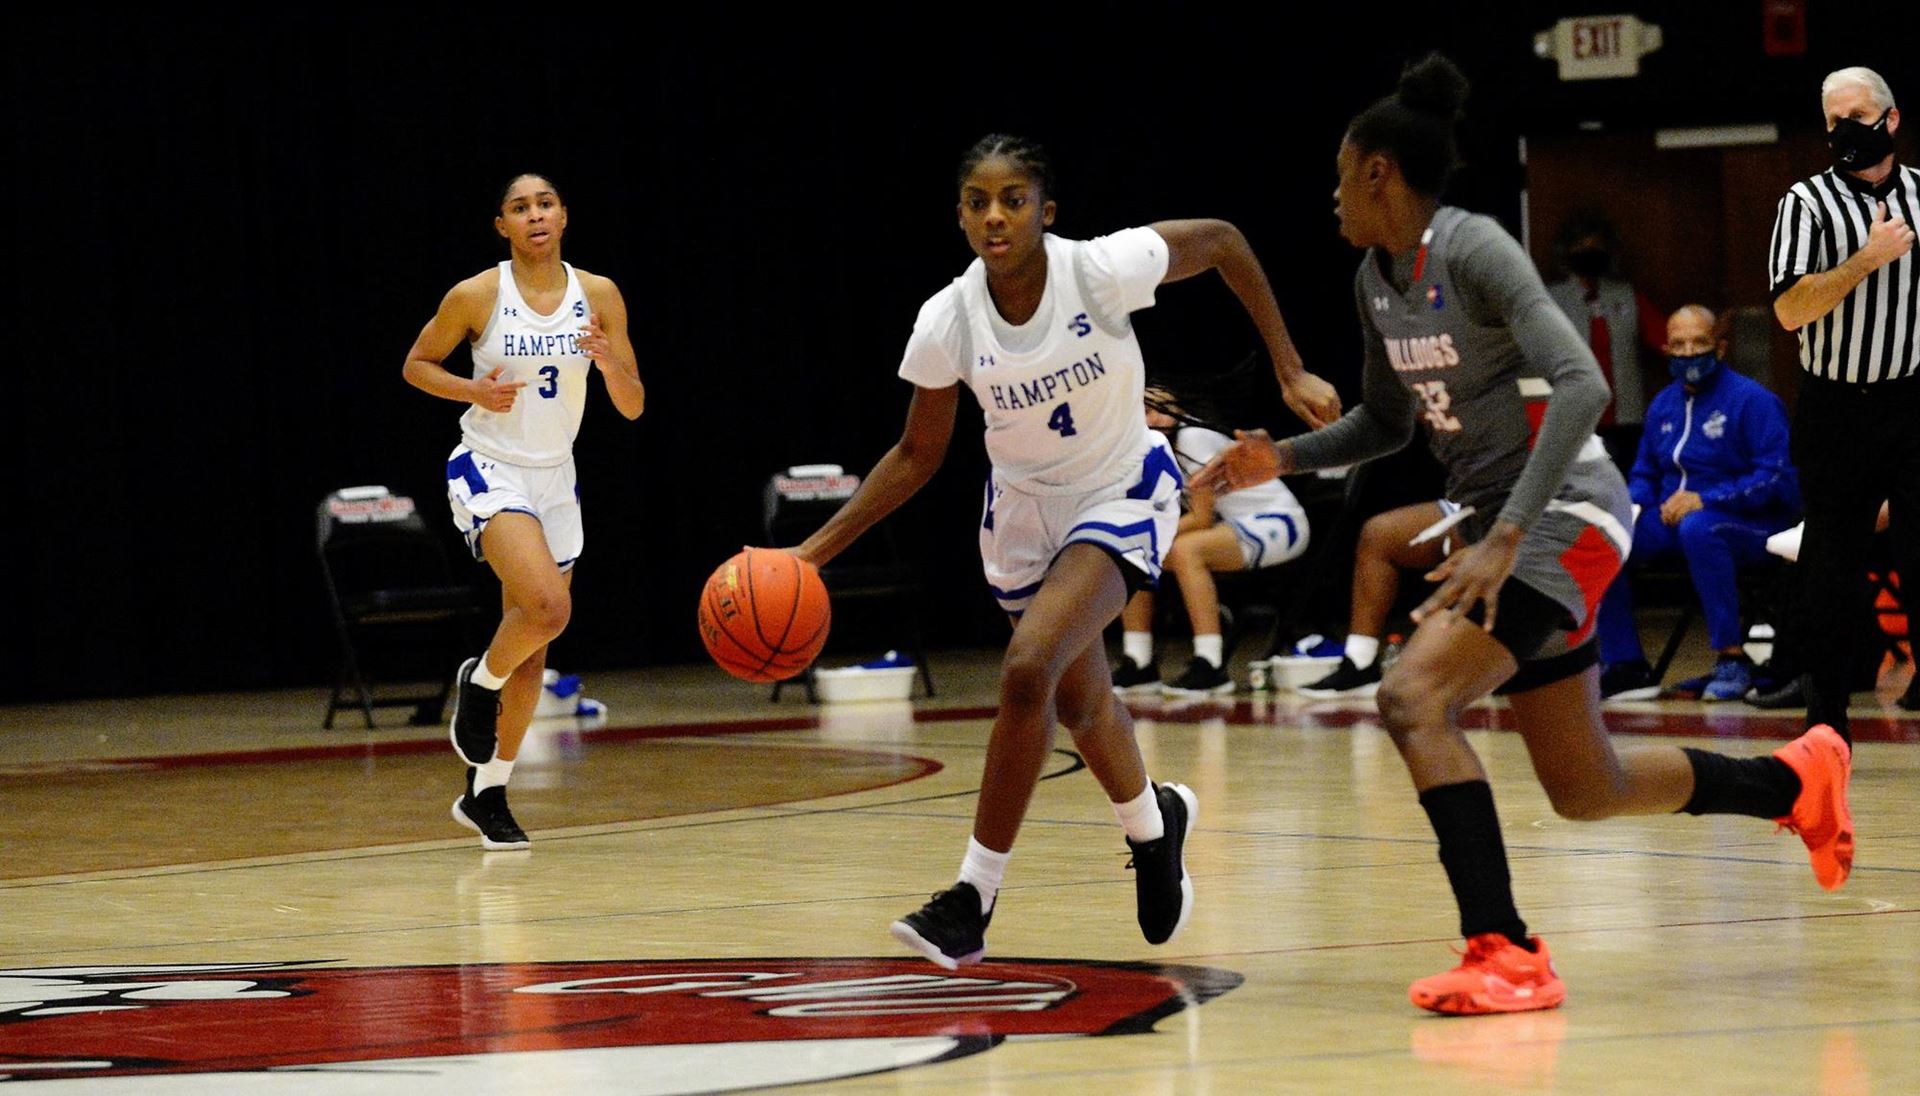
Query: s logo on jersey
1068 312 1092 337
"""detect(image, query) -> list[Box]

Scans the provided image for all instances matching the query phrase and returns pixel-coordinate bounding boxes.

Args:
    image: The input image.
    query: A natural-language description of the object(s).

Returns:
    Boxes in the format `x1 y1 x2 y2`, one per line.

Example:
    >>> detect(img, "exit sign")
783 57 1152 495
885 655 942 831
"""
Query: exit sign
1534 15 1664 80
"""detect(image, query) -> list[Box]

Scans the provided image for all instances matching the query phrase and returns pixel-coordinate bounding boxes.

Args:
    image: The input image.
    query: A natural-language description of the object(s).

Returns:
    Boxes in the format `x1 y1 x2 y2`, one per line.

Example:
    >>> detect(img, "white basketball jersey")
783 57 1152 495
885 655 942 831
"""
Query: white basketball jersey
899 230 1168 495
460 261 591 467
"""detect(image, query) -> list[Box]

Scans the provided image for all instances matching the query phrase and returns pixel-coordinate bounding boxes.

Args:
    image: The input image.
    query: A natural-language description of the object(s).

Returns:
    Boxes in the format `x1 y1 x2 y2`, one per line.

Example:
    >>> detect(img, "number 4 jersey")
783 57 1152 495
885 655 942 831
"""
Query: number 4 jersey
899 229 1168 495
461 260 592 468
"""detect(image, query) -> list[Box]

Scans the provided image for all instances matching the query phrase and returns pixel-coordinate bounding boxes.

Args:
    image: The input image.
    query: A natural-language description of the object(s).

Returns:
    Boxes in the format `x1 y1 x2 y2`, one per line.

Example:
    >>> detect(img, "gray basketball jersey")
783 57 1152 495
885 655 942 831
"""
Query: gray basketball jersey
1343 207 1628 543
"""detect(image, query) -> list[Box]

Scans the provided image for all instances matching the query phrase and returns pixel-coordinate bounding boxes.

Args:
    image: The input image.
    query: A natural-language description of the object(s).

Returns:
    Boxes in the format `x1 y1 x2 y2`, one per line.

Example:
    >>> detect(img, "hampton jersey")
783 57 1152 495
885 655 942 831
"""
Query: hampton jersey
1350 207 1623 537
899 229 1169 495
460 261 592 467
1173 426 1304 526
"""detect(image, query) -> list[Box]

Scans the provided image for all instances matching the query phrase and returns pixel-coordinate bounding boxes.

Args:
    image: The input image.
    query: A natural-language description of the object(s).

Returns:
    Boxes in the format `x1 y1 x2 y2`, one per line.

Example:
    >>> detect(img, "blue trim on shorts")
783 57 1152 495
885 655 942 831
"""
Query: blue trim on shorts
982 476 996 531
1066 517 1161 570
447 451 487 496
1229 520 1266 567
1125 443 1183 500
989 578 1045 604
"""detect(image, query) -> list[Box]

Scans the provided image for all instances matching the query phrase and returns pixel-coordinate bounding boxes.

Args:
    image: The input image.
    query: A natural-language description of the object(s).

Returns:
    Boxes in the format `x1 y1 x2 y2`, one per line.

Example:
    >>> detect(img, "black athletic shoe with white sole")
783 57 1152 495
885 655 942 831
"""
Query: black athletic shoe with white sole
449 656 502 765
1298 657 1383 698
1111 656 1161 693
890 882 991 970
452 768 530 850
1160 658 1233 697
1127 782 1198 945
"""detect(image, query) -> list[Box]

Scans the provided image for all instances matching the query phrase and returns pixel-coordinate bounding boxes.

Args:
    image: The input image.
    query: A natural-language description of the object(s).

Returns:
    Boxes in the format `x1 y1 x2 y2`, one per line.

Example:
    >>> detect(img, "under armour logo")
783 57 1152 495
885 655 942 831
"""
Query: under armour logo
1372 296 1391 312
1068 312 1092 337
504 307 519 317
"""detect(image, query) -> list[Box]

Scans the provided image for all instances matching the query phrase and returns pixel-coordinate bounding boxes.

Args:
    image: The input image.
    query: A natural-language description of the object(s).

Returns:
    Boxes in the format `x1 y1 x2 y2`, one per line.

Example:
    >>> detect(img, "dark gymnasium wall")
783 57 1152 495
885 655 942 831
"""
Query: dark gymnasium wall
6 4 1912 699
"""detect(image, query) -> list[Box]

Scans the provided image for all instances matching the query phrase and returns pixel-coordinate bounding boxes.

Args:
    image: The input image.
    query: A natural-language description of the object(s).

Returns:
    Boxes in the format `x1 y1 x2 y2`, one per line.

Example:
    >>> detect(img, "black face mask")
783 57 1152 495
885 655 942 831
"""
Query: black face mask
1568 248 1611 278
1828 110 1894 171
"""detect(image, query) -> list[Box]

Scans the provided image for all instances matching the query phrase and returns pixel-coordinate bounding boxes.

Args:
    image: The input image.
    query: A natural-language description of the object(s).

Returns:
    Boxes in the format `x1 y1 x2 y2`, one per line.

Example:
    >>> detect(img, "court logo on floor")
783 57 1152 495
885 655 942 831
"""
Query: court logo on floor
0 958 1242 1089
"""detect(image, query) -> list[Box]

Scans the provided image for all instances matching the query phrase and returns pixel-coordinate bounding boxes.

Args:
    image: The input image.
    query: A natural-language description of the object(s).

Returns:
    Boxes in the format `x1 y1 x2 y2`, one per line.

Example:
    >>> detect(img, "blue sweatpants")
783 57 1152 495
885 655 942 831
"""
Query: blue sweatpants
1597 506 1782 664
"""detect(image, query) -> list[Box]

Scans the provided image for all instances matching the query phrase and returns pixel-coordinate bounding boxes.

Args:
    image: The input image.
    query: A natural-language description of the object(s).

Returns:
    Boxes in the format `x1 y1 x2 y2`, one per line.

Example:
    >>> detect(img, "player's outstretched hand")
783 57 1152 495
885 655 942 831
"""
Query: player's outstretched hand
1192 430 1291 493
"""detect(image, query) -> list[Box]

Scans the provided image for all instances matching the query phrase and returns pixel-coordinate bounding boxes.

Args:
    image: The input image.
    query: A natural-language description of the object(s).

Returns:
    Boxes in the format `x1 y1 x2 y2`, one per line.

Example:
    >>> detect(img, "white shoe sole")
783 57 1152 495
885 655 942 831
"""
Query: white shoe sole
888 919 981 970
1112 680 1163 695
1603 685 1662 702
1159 682 1234 698
450 796 531 851
1158 782 1199 945
1297 682 1380 699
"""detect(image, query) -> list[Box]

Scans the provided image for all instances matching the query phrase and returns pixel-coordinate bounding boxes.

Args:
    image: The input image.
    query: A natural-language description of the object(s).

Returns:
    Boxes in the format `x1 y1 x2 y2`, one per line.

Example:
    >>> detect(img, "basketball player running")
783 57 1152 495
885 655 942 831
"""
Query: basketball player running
795 135 1340 968
402 174 646 849
1196 55 1853 1015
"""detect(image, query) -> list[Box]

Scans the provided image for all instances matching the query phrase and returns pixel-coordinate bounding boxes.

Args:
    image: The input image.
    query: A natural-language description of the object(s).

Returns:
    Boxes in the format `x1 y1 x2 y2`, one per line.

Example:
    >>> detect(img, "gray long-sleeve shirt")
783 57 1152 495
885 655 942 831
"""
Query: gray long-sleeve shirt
1291 208 1613 532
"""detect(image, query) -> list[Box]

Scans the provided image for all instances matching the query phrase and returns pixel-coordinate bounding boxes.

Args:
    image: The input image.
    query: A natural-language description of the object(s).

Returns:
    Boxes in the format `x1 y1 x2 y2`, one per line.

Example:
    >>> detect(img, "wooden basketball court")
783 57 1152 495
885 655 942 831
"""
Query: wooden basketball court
3 649 1916 1092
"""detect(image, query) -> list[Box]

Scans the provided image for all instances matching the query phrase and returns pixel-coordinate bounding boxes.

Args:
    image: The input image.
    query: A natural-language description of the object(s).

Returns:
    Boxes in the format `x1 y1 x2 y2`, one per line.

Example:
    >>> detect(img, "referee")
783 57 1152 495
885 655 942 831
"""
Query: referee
1770 65 1918 740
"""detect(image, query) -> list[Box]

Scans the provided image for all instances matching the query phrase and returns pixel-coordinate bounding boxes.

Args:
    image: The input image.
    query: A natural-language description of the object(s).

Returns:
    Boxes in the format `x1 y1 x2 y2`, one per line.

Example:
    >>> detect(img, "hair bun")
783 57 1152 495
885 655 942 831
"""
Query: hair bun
1397 53 1470 120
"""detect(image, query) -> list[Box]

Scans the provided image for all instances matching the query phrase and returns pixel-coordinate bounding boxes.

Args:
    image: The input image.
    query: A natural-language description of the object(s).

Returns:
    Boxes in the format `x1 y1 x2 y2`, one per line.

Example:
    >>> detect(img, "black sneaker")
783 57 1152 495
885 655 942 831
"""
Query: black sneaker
890 882 991 970
449 656 502 765
1160 658 1233 697
451 769 530 850
1748 675 1807 710
1111 656 1161 693
1297 656 1382 698
1127 782 1198 945
1600 659 1661 702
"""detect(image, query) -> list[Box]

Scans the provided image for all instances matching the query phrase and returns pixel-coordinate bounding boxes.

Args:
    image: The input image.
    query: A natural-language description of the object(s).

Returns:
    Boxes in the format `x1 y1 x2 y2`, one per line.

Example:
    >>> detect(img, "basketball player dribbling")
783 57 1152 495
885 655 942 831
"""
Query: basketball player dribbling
401 173 646 850
1196 55 1853 1014
793 134 1341 968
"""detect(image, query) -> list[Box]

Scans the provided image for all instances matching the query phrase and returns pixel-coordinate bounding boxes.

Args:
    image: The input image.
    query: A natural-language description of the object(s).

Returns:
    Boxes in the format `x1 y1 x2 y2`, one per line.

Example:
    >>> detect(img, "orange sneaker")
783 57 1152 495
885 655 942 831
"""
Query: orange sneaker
1409 934 1566 1015
1771 724 1855 891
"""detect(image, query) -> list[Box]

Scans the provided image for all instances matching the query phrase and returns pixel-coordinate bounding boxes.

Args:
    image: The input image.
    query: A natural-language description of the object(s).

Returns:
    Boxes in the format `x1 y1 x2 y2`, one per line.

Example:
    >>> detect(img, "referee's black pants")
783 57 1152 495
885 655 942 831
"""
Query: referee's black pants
1793 371 1920 734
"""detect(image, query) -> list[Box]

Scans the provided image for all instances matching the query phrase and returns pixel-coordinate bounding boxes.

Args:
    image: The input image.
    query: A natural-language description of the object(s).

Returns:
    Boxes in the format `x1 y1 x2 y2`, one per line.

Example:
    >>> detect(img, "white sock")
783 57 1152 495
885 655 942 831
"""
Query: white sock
1345 635 1381 670
957 837 1010 914
473 757 514 793
1114 783 1165 843
1193 634 1223 668
1123 631 1154 668
469 654 509 691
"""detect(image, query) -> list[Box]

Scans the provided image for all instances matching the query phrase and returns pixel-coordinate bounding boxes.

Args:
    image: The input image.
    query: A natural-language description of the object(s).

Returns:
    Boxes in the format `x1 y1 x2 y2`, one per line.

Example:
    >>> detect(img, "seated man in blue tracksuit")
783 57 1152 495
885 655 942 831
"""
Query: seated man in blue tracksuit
1598 305 1800 701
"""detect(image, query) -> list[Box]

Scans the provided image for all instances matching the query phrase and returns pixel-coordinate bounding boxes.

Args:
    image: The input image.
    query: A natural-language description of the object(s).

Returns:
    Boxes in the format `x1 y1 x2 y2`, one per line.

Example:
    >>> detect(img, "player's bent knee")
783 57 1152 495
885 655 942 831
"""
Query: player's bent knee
999 646 1059 712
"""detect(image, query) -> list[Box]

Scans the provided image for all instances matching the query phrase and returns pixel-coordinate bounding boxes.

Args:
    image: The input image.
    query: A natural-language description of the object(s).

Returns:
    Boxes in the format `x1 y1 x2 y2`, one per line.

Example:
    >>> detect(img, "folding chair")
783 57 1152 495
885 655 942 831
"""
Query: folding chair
763 464 934 701
317 486 482 728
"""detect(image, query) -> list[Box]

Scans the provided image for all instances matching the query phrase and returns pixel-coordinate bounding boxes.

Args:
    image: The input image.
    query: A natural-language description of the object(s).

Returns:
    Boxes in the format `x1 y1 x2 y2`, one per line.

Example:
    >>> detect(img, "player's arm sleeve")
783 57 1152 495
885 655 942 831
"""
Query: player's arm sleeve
1456 218 1611 531
1078 227 1171 332
1769 190 1823 300
1288 271 1416 472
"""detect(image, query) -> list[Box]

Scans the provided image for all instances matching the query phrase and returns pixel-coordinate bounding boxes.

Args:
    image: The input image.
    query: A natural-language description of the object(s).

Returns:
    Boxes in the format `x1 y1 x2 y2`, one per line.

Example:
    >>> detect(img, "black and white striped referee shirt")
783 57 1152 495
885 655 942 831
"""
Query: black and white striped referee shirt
1769 163 1919 382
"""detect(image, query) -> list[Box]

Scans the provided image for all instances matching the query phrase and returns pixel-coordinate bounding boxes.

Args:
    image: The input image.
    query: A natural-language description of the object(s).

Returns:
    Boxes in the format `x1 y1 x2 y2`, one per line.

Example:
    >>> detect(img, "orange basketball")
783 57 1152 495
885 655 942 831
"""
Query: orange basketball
698 548 831 682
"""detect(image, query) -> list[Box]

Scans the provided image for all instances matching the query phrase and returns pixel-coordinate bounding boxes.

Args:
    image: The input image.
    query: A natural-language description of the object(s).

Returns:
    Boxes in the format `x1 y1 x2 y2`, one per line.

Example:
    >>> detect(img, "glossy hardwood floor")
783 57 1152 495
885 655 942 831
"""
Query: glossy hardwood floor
2 646 1915 1093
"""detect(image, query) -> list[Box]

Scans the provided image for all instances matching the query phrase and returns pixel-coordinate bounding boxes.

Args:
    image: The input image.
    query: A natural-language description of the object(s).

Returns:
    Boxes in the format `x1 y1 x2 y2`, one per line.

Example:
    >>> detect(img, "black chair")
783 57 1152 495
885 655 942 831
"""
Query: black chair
317 486 483 729
763 464 934 701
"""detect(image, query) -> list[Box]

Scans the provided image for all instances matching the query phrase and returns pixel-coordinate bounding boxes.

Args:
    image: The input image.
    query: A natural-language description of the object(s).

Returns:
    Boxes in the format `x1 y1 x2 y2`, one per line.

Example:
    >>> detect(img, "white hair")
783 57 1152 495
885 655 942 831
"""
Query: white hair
1821 67 1896 113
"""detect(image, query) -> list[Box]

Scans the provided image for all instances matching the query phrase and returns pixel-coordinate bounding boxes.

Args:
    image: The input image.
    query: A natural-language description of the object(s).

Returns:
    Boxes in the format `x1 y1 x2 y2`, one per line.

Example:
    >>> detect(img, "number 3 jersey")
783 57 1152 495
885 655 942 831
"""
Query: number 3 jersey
460 260 592 468
898 229 1169 495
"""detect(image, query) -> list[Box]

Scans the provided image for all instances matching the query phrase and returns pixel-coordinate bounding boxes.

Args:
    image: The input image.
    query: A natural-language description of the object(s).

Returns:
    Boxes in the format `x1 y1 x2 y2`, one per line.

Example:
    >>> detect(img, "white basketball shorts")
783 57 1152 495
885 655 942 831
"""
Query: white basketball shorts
979 435 1182 615
445 444 583 571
